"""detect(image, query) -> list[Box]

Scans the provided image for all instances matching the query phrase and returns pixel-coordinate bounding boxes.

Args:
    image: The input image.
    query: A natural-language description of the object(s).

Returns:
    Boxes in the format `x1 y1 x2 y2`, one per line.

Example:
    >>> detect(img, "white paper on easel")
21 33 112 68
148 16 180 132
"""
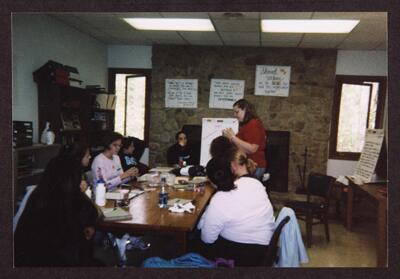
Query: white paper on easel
200 118 239 166
354 129 384 183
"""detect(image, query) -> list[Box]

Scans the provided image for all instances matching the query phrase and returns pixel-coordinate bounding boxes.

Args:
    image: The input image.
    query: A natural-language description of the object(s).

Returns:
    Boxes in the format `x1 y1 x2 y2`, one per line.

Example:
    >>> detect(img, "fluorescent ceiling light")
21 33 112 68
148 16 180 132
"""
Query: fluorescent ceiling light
123 18 215 31
261 19 359 33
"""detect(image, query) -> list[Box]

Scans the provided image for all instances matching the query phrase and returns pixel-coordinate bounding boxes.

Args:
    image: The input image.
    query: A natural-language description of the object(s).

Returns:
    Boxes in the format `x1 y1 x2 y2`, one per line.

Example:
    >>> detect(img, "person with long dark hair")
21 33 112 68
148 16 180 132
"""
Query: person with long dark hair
59 141 92 192
118 137 149 176
197 148 274 266
167 131 195 166
222 99 267 180
14 155 99 266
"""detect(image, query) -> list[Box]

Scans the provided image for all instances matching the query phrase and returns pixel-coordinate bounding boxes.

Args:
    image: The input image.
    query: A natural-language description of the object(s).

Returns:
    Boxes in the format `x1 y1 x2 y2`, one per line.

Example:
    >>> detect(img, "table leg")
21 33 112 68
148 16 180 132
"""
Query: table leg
376 199 387 267
174 231 187 256
346 183 354 230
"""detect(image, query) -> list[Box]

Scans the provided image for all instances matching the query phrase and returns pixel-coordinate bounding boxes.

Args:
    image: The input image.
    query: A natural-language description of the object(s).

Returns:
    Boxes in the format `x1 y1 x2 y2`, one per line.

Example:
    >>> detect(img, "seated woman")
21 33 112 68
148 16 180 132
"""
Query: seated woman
118 137 149 176
91 132 138 190
197 148 275 266
14 155 99 266
209 136 233 159
167 131 195 166
59 141 92 192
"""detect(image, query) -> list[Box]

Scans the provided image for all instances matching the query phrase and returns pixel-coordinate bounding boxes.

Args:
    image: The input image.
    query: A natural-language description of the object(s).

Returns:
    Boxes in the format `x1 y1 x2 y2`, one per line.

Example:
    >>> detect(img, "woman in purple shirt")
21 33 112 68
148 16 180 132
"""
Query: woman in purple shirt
91 132 138 190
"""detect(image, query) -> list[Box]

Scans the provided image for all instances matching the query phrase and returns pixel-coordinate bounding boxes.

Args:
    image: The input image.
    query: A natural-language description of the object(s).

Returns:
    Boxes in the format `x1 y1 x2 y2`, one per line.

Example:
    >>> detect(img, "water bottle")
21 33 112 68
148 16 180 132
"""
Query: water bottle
159 177 168 208
95 167 106 206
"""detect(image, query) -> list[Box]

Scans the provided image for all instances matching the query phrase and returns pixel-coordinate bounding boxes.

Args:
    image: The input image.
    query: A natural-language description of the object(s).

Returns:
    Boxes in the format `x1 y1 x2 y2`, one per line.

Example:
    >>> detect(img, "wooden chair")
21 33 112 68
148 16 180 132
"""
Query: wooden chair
264 216 290 266
285 173 335 248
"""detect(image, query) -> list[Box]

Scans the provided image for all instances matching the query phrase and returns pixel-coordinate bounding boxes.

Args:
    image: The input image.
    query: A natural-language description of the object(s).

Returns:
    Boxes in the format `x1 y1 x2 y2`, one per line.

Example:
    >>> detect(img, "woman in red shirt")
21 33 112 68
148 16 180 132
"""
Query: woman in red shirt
223 99 267 180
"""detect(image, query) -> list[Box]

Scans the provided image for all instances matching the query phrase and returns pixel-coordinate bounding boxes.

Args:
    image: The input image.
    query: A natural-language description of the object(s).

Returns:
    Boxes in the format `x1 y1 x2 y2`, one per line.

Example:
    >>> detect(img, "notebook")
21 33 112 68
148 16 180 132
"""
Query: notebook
101 207 132 221
105 189 145 200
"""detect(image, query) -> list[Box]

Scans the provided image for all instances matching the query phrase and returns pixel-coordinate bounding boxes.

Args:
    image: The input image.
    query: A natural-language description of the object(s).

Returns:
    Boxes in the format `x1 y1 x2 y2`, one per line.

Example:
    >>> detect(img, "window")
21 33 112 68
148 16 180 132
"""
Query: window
108 69 151 144
329 75 386 160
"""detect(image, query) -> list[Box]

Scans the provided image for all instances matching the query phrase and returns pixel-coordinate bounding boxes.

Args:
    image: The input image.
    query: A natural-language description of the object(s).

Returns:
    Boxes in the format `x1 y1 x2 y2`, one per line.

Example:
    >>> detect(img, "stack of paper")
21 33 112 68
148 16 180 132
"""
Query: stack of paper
101 207 132 221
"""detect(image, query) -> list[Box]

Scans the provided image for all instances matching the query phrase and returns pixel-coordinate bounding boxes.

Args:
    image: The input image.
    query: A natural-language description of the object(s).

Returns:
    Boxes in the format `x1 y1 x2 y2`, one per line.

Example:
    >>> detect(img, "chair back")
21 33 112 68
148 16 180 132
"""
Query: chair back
264 216 290 266
307 172 335 200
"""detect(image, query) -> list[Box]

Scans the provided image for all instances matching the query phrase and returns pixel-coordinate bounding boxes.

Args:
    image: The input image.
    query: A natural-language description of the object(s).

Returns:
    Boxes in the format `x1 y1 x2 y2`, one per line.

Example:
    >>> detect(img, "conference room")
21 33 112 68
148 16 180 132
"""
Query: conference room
12 11 388 268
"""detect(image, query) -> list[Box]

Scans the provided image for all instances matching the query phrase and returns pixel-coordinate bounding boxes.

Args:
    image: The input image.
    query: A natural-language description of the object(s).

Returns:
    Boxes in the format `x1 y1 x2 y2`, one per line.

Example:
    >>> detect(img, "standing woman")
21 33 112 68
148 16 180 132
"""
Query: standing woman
223 99 267 179
91 132 138 191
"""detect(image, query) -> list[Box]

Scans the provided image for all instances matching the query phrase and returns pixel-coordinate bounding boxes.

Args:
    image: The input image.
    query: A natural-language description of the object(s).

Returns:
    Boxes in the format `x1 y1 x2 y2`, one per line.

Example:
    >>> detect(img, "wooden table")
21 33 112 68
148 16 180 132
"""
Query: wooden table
345 176 387 267
97 182 215 254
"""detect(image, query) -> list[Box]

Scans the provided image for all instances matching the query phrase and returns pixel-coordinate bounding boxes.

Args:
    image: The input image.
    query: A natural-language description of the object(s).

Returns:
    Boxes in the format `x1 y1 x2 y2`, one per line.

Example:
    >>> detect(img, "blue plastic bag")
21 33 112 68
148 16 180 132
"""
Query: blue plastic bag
142 253 215 268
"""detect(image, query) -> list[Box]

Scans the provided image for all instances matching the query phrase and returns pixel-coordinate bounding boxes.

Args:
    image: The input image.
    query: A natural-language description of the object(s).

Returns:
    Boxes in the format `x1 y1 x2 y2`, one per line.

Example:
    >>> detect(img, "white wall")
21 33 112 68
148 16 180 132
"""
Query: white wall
12 14 107 142
327 50 388 177
107 45 152 69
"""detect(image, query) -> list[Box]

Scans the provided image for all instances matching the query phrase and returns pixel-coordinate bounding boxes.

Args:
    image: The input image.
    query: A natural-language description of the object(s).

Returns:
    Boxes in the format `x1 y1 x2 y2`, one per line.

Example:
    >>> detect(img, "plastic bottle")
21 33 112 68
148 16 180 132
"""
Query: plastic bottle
95 167 106 206
159 177 168 208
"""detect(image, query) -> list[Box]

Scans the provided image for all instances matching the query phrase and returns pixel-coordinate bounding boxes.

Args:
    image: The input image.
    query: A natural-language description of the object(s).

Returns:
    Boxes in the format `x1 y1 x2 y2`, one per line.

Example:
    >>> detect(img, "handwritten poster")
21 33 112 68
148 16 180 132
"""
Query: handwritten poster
255 65 291 97
354 129 385 183
209 79 245 109
165 79 198 108
200 118 239 166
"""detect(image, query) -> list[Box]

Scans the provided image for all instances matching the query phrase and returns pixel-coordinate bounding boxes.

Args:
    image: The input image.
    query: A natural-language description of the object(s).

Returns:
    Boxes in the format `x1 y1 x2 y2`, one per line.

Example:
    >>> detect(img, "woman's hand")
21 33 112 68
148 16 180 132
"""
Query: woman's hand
222 128 236 141
80 180 88 192
122 167 139 180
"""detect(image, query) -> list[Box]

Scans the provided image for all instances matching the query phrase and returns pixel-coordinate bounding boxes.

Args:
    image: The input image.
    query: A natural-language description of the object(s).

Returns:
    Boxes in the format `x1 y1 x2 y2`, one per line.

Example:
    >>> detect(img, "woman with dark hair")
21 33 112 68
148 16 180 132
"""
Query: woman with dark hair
14 155 99 266
197 148 274 266
60 141 92 192
118 137 149 175
222 99 267 180
91 132 138 190
209 136 232 159
167 131 195 166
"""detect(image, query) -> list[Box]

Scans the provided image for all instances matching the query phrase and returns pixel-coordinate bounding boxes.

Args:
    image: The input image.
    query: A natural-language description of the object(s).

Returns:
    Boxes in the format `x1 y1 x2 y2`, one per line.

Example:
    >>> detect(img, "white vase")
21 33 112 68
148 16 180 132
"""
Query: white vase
46 131 55 145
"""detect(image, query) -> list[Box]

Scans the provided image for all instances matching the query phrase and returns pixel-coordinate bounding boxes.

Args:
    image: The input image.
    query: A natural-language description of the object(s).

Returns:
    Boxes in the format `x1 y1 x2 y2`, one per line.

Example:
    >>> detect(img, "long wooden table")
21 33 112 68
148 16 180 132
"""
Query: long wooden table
97 182 215 254
345 176 387 267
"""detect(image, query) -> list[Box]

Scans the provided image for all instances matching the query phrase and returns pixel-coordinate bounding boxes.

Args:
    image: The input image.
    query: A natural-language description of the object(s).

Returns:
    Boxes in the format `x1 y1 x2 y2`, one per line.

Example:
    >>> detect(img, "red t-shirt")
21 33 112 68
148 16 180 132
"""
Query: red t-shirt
236 118 267 168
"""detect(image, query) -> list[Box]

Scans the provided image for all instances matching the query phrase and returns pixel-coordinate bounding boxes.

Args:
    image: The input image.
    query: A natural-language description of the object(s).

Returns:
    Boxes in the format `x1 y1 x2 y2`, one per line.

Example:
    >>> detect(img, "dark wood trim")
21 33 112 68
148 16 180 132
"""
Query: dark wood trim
108 68 152 146
329 75 387 161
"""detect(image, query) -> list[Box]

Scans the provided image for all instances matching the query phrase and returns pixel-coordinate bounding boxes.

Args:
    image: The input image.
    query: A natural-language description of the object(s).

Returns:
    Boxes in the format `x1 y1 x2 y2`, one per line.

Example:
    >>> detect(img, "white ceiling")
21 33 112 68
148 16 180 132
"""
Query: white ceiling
48 12 387 50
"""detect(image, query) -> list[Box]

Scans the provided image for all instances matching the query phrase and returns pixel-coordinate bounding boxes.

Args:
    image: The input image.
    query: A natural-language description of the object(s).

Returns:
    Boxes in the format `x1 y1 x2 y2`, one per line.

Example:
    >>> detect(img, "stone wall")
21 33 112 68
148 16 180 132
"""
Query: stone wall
149 45 337 192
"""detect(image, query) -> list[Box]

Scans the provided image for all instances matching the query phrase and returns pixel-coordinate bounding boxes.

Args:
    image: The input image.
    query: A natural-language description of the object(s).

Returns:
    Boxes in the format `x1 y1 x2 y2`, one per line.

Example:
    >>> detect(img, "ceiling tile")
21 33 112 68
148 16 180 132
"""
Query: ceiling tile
152 39 187 45
261 33 302 43
160 12 209 18
262 41 299 47
300 34 348 48
114 12 162 18
312 12 386 20
209 12 259 19
140 31 182 40
220 32 259 42
213 19 260 32
73 14 132 31
179 31 220 41
260 12 313 19
224 41 259 47
337 41 377 50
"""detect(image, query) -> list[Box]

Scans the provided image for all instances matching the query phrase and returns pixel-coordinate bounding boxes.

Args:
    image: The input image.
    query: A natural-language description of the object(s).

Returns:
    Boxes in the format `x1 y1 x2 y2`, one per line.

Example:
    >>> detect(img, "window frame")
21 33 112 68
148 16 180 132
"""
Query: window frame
108 68 152 146
329 75 386 160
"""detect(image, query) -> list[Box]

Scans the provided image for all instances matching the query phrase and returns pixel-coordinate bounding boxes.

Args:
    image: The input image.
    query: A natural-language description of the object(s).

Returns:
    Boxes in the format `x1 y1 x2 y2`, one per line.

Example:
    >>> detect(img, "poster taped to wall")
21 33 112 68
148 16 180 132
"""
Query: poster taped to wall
165 79 198 108
353 129 385 183
209 79 245 109
200 118 239 166
255 65 291 97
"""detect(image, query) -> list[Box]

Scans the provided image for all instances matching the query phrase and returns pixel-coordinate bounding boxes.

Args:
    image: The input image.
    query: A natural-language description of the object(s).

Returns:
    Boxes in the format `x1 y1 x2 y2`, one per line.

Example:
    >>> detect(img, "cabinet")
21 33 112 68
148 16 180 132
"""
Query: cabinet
13 144 61 203
36 83 115 147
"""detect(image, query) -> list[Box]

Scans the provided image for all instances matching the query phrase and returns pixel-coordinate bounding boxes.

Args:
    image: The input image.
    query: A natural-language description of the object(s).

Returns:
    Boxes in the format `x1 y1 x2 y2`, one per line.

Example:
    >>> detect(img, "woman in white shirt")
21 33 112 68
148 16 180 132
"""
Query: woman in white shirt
197 148 275 266
91 132 138 191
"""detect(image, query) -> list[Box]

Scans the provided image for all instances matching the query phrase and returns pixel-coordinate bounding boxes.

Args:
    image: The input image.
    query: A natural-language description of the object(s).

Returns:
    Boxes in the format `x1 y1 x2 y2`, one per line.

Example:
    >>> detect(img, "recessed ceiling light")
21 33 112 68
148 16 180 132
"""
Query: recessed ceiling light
261 19 359 33
123 18 215 31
